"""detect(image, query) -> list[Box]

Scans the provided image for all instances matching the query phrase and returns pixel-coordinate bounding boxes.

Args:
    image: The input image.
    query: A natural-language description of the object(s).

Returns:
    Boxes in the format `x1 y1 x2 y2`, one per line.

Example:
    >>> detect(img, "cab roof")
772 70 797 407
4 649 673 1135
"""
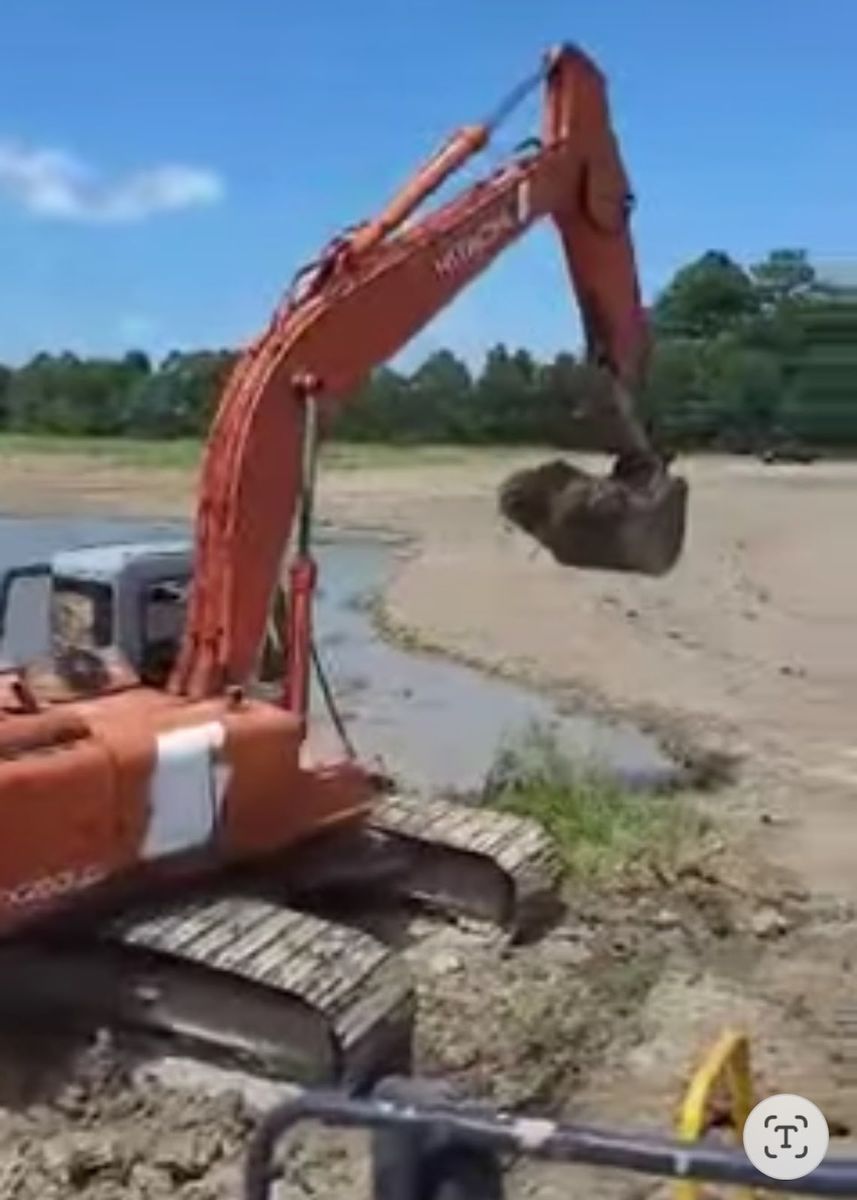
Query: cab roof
51 539 192 584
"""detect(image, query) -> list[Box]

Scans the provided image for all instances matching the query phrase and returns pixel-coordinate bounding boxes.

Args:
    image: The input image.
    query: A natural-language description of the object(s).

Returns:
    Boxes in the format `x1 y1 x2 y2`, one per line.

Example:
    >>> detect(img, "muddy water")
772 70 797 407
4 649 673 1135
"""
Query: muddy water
312 538 676 792
0 517 676 792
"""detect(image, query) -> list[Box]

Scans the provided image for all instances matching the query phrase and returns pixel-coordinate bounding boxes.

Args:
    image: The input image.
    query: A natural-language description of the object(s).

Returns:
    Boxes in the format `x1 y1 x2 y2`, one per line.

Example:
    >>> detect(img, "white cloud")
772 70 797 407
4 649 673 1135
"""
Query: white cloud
0 140 224 223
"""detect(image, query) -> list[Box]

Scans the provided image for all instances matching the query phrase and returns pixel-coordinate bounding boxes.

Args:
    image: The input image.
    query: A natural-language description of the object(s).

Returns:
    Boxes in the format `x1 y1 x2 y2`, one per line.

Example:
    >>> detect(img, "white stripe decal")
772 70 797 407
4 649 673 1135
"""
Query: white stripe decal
142 721 229 860
517 178 532 226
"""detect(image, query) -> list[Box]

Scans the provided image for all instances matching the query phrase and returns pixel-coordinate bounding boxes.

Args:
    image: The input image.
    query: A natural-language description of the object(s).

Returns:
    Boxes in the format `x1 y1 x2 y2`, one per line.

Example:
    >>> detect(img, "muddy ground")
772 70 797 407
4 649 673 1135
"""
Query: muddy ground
0 447 855 1198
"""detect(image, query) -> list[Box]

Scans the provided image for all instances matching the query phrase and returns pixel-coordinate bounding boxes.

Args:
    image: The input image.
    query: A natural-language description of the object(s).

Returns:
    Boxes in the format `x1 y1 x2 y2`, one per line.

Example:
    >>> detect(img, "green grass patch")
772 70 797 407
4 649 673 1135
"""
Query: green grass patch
485 723 700 879
0 433 203 469
0 435 535 474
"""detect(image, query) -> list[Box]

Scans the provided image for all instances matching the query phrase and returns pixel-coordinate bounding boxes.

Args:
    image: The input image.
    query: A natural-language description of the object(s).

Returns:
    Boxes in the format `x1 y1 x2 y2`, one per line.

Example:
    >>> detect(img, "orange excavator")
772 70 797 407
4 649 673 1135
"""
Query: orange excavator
0 45 685 1086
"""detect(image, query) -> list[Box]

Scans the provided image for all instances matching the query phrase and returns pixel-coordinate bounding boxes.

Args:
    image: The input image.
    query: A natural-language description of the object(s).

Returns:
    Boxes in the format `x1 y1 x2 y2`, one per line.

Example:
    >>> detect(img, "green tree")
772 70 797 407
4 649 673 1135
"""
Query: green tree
750 249 816 311
161 350 228 435
2 246 854 450
641 339 713 446
704 338 783 450
6 352 143 435
406 350 473 441
124 350 235 437
531 352 592 447
654 251 759 339
778 296 857 444
334 366 410 441
0 364 10 428
476 345 541 443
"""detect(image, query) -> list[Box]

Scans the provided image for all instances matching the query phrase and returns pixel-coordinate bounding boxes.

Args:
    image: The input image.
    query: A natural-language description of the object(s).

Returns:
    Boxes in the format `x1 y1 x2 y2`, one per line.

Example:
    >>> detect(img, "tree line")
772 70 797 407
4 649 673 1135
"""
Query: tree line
1 248 855 450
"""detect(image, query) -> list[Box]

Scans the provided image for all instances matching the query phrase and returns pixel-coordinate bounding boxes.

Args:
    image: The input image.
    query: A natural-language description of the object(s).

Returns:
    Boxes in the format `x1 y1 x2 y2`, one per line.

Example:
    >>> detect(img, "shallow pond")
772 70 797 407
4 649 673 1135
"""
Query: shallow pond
0 517 677 794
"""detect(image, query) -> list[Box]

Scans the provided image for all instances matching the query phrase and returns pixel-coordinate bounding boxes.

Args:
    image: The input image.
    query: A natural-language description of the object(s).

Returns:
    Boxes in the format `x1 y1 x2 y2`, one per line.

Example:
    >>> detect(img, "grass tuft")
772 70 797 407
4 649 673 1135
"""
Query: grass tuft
484 722 701 879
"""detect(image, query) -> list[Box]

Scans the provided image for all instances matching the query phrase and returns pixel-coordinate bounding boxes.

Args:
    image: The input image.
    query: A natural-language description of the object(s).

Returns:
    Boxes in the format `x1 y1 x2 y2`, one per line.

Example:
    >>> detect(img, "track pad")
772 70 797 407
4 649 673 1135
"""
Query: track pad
499 458 688 576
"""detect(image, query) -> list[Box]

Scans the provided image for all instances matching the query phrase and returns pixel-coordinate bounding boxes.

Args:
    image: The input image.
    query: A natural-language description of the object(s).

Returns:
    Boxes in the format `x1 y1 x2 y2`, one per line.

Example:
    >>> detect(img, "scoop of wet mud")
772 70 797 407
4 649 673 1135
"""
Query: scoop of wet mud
498 458 688 576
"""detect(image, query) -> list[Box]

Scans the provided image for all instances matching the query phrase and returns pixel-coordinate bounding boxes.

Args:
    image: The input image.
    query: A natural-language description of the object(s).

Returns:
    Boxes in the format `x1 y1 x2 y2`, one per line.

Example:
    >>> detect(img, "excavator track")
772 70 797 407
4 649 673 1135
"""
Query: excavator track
369 793 563 936
0 800 560 1087
0 896 414 1088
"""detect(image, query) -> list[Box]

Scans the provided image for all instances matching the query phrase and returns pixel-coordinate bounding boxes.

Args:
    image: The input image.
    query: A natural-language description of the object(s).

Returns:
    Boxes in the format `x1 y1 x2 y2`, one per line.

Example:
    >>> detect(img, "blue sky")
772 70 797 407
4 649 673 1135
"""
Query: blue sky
0 1 854 369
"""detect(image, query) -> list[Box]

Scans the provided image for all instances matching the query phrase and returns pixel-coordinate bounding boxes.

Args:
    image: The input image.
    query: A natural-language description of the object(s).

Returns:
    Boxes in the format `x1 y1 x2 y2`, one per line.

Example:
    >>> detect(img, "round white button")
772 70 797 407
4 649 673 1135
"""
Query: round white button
743 1093 829 1180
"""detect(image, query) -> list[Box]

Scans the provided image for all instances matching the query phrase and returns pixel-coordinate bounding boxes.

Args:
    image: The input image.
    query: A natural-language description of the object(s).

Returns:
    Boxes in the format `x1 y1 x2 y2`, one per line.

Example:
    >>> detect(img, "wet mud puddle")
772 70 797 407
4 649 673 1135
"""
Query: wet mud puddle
0 518 676 794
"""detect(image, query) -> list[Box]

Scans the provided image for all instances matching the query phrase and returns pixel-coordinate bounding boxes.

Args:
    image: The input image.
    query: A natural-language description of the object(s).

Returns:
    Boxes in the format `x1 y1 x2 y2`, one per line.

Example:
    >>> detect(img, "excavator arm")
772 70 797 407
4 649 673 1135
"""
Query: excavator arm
171 44 673 701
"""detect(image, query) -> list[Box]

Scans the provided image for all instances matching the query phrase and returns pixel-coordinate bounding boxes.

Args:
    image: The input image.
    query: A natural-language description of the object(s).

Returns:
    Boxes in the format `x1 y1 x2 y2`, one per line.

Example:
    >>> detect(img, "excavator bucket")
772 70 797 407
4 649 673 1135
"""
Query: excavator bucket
498 457 688 577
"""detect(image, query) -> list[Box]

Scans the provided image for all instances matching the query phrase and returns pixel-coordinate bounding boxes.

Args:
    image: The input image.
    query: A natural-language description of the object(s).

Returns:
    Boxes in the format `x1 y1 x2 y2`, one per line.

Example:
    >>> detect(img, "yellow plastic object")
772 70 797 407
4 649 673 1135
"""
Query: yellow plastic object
675 1030 756 1200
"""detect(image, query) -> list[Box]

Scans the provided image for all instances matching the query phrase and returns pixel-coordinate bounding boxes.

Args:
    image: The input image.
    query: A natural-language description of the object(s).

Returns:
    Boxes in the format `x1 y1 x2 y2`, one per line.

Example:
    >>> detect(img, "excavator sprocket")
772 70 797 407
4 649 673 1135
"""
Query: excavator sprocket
499 457 688 576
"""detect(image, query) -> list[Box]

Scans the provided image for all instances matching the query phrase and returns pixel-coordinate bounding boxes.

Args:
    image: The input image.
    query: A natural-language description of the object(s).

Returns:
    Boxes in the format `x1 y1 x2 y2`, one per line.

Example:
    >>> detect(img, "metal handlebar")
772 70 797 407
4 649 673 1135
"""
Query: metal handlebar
244 1082 857 1200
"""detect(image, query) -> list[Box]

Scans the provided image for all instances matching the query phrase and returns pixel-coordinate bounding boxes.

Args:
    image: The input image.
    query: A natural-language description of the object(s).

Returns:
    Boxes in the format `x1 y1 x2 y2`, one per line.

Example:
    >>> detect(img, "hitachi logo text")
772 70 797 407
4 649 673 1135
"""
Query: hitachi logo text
434 208 516 278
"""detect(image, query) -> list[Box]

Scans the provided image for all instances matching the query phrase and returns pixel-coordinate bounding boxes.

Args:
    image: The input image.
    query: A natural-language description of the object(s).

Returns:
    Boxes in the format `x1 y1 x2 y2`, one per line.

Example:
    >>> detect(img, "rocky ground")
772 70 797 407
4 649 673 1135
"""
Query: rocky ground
0 448 854 1197
1 827 852 1199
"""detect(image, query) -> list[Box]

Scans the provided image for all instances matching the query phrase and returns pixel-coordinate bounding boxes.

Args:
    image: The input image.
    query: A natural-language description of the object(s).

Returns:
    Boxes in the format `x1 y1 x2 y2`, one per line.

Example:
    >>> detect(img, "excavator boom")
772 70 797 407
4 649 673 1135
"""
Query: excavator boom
0 44 677 1087
171 44 669 700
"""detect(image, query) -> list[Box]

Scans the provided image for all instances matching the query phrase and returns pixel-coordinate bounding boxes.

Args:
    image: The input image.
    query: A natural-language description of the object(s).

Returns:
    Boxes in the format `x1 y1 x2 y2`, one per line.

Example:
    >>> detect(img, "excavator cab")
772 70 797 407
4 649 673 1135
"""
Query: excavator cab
0 541 287 700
